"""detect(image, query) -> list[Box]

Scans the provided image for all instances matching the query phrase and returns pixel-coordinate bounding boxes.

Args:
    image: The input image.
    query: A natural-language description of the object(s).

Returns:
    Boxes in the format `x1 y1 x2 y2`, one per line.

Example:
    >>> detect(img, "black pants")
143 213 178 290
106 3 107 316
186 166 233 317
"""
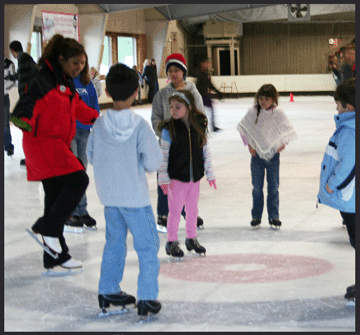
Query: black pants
340 211 355 249
32 170 89 268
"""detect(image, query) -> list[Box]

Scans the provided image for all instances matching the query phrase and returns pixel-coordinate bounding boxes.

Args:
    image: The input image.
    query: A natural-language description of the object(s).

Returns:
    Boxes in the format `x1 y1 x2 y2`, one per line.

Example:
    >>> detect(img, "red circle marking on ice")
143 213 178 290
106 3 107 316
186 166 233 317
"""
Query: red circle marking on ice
160 254 334 284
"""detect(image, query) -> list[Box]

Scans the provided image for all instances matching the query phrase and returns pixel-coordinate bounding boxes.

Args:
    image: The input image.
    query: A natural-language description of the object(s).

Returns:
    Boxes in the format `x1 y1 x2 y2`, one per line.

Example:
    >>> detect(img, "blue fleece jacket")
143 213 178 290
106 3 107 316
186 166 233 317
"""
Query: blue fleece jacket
317 111 355 213
73 75 100 129
87 108 162 207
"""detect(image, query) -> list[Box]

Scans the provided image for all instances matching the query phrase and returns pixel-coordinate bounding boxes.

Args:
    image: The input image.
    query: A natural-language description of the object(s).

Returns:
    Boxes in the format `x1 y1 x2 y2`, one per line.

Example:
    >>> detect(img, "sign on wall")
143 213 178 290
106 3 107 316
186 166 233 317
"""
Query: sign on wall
42 11 80 42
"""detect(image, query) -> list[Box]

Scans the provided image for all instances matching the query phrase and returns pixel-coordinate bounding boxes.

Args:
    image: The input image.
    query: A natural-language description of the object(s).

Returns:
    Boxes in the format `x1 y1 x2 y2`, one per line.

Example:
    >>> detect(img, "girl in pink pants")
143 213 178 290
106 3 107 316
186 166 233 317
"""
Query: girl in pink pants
158 90 216 259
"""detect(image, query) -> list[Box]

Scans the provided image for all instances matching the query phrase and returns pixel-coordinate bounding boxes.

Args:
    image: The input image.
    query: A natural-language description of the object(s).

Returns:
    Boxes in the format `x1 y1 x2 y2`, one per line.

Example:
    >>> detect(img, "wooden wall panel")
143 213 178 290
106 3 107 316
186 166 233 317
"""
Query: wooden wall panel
241 22 355 75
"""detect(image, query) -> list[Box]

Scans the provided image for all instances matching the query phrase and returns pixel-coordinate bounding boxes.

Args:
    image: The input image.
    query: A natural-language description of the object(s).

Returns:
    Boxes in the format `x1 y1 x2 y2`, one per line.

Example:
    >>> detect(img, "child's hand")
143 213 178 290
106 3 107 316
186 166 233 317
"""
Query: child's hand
208 179 217 190
160 184 169 195
248 145 256 157
326 184 333 194
277 144 285 153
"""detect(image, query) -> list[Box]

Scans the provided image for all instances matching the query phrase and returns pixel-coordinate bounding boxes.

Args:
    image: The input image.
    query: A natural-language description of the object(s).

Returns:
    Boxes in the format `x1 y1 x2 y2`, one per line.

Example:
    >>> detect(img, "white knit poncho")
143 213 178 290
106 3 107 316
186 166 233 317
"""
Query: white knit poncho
237 105 297 161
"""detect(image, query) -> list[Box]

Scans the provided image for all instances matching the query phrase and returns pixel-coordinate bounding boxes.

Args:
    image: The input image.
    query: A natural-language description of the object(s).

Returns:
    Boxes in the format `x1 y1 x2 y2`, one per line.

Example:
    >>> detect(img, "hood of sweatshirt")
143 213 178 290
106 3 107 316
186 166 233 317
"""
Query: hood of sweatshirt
103 108 141 142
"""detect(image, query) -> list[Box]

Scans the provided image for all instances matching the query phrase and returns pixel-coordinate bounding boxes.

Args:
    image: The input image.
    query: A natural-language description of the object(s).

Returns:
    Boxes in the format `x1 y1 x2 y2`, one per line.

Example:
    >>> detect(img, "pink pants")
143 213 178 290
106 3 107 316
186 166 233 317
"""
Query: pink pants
167 179 200 242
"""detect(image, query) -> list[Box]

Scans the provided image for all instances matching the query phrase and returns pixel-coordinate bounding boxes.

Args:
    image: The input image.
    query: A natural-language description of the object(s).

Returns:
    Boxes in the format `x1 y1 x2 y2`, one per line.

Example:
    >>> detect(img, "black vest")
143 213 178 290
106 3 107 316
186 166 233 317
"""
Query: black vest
167 117 207 183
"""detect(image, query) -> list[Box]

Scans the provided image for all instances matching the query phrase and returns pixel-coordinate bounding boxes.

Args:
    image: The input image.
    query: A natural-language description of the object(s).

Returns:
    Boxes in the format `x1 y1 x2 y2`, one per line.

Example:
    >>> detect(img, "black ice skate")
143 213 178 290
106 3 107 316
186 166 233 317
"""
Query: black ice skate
251 218 261 229
137 300 161 323
185 238 206 256
98 291 136 317
80 214 97 231
197 216 205 230
269 218 282 229
157 215 167 233
345 285 355 305
165 241 184 260
64 216 83 233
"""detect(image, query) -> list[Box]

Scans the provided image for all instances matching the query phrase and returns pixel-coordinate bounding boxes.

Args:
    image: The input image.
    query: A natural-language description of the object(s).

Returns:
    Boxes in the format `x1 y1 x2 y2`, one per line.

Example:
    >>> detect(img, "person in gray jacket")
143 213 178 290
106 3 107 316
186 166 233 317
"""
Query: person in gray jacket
151 53 206 232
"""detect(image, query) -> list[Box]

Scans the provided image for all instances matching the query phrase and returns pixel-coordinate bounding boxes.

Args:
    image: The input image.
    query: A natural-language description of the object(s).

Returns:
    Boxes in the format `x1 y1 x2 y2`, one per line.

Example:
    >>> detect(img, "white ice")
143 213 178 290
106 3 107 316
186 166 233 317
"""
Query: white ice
4 95 355 331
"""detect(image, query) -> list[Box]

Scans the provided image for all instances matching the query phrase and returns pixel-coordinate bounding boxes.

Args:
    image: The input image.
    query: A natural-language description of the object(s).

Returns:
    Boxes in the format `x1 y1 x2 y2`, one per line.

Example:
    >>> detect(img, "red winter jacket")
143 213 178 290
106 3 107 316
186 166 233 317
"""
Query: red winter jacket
11 59 99 181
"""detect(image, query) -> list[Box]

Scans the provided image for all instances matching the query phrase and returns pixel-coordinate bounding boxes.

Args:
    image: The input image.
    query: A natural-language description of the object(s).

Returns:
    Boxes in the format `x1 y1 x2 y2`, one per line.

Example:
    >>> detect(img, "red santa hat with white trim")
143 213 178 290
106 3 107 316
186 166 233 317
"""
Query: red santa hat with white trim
165 53 187 77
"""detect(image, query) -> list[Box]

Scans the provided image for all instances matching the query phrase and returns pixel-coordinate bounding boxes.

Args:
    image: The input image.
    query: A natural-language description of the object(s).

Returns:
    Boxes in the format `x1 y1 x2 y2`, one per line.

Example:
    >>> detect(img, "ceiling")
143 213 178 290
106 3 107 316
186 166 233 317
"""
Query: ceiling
93 4 355 33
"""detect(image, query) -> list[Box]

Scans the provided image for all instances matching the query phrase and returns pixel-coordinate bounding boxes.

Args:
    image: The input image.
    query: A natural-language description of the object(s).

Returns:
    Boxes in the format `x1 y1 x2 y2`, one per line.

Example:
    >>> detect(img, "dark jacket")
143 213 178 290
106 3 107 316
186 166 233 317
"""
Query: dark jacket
165 116 207 182
16 52 37 97
143 65 157 83
11 59 99 181
195 68 221 97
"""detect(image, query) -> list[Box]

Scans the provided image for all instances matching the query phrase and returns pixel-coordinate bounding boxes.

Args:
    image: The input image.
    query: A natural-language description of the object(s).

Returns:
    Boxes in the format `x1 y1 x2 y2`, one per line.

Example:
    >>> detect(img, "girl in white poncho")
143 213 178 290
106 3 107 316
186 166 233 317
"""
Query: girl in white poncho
237 84 297 229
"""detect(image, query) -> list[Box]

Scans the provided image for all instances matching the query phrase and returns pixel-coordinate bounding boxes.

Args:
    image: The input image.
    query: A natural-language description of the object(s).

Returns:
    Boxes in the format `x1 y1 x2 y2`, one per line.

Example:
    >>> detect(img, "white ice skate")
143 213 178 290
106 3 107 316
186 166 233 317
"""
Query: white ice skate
64 225 83 234
42 258 83 277
26 229 60 259
156 224 167 233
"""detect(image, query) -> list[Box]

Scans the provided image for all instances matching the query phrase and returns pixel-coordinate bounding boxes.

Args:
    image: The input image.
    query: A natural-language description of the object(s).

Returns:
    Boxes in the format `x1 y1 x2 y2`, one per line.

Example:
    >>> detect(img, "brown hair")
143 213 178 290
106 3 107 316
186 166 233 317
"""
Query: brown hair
158 90 208 147
39 34 90 85
254 84 279 124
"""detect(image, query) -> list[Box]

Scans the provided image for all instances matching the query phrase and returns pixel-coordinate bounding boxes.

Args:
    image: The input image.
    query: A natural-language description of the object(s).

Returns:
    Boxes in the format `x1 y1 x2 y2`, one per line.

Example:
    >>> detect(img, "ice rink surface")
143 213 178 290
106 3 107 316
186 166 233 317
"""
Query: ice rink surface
4 95 355 332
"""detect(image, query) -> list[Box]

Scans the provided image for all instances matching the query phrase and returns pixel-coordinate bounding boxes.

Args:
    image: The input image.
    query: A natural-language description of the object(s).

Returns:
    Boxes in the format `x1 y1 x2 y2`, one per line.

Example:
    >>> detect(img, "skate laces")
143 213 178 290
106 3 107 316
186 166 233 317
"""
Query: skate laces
191 238 200 248
171 241 181 251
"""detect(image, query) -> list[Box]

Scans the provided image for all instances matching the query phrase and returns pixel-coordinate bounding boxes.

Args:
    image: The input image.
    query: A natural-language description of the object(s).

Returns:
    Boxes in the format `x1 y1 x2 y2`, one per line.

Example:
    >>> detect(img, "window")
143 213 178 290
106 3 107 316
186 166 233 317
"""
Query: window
100 35 112 76
30 30 42 62
117 36 137 68
100 32 142 76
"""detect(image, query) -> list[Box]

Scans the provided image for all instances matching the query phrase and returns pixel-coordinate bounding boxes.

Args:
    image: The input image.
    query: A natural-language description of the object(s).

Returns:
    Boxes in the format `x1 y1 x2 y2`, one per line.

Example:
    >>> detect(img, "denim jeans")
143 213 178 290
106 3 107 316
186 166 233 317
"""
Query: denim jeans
98 206 160 300
250 153 280 221
70 128 90 216
4 94 13 152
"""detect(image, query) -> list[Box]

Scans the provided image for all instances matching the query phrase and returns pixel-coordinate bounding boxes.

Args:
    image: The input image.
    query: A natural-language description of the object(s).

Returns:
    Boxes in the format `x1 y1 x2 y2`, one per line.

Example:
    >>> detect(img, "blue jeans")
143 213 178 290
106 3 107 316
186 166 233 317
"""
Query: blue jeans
70 128 90 216
251 153 280 221
4 94 13 152
98 206 160 300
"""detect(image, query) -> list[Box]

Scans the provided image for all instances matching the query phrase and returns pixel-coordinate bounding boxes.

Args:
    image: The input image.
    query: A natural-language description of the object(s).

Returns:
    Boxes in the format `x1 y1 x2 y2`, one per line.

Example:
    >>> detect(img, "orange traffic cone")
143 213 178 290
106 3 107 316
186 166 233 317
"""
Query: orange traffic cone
289 93 294 102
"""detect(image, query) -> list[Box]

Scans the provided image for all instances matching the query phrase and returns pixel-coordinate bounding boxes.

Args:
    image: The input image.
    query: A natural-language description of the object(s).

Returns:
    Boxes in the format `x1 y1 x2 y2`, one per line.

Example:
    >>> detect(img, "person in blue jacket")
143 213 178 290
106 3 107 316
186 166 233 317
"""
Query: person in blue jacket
65 58 100 233
317 78 355 302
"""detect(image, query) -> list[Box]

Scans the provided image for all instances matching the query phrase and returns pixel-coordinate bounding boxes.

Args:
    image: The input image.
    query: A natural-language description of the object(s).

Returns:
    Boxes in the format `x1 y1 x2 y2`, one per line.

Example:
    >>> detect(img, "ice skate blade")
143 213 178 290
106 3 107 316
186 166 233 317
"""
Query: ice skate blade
270 225 281 230
84 225 97 231
197 225 204 230
187 251 206 257
251 225 261 229
166 255 184 262
97 307 131 318
156 225 167 233
64 226 83 234
42 267 83 277
26 229 59 259
137 314 158 324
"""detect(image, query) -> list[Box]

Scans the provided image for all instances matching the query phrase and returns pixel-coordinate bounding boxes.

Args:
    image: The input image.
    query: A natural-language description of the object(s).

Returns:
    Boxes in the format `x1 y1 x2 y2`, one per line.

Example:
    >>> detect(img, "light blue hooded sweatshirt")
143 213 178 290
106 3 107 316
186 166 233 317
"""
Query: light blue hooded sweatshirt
87 108 162 208
317 111 355 213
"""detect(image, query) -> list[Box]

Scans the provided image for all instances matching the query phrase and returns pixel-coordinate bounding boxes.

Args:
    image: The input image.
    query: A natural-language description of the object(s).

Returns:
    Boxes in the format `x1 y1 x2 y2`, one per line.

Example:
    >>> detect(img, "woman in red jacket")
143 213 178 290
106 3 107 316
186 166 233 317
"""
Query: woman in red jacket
11 34 99 273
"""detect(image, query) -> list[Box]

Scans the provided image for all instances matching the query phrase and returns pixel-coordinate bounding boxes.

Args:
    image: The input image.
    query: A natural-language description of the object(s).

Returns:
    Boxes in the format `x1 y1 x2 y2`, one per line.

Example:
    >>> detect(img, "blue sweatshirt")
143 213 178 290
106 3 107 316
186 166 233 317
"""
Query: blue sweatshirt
317 111 355 213
87 108 162 208
73 75 100 129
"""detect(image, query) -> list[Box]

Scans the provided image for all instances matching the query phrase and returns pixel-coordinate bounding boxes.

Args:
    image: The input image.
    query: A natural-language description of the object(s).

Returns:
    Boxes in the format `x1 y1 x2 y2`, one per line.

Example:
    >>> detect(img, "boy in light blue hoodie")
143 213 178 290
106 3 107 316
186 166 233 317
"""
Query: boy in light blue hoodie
87 63 163 319
317 78 355 302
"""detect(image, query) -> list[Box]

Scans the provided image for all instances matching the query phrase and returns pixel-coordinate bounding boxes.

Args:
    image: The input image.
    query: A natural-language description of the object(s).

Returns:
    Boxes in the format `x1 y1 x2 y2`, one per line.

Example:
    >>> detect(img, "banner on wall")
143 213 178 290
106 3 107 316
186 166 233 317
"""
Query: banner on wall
42 11 80 42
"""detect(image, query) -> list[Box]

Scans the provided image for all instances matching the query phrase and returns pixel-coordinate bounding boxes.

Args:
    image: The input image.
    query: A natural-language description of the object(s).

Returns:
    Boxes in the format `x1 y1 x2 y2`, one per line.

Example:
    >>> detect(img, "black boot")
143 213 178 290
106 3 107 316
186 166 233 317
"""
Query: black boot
137 300 161 316
165 241 184 259
185 238 206 255
98 292 136 311
251 218 261 228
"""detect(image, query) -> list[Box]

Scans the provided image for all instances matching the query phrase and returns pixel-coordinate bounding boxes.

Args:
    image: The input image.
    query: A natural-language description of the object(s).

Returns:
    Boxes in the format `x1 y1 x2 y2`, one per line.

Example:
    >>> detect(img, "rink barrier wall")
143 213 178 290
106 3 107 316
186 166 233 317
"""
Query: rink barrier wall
8 74 337 111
